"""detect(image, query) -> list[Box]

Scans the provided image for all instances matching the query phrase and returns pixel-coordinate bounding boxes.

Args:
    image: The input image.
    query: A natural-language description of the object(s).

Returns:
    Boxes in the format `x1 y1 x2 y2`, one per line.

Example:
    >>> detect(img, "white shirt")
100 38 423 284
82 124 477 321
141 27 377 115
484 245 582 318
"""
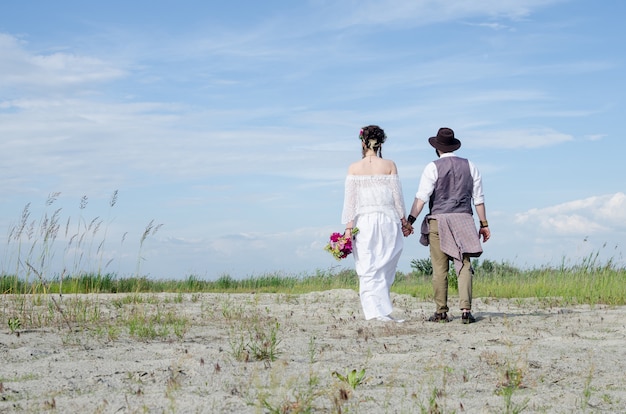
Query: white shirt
415 152 485 205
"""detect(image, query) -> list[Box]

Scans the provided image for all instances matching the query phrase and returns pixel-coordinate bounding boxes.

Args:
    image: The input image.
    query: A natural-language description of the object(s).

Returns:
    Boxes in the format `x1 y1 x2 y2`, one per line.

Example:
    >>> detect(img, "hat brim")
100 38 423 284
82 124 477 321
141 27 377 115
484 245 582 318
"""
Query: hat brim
429 136 461 152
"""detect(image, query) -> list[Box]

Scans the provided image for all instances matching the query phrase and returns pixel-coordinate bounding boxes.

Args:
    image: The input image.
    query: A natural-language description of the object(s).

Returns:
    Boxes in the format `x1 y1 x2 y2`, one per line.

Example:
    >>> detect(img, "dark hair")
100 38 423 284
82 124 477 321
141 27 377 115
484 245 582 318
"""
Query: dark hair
359 125 386 158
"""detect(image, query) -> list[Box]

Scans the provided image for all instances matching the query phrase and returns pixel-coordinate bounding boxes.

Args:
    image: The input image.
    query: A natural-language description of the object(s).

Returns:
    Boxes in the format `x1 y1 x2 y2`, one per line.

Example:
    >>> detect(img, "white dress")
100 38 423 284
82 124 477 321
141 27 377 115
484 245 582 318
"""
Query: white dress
342 175 406 320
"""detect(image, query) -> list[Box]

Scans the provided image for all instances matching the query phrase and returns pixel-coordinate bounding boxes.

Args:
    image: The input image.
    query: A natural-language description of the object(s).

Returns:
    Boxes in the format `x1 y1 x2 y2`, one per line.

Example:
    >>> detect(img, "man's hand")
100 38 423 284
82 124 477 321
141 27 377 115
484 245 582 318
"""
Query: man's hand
479 227 490 242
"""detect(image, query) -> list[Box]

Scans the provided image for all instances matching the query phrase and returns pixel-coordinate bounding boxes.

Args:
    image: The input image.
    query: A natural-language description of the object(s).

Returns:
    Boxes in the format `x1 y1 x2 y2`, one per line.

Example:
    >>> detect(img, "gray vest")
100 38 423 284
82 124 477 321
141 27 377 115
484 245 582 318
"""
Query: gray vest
429 156 473 215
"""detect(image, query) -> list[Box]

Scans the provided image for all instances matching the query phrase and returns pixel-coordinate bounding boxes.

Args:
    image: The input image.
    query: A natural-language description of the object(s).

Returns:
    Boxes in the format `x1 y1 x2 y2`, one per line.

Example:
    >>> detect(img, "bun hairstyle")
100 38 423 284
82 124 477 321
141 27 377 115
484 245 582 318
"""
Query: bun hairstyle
359 125 386 158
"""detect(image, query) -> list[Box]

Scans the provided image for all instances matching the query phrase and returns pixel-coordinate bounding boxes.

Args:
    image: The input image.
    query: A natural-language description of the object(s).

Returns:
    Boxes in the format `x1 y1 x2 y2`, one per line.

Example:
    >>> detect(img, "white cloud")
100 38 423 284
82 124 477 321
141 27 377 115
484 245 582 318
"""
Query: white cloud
481 193 626 269
0 33 125 91
515 192 626 234
595 193 626 224
546 214 606 235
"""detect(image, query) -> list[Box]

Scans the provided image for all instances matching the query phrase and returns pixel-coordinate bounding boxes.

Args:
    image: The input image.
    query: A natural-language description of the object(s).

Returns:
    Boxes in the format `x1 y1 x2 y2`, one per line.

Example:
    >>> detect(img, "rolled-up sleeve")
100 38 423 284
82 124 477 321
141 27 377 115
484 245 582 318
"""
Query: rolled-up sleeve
469 160 484 205
415 162 437 203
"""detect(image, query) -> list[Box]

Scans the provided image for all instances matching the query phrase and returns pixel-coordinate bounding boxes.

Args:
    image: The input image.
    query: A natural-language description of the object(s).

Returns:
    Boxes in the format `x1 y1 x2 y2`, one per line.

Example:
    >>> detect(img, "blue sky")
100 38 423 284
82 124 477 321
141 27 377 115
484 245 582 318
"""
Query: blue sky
1 0 625 280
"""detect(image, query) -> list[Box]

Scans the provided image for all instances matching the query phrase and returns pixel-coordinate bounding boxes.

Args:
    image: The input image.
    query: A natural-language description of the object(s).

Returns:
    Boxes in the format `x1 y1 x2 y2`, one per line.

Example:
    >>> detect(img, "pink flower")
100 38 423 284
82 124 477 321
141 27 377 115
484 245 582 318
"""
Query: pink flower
324 228 359 261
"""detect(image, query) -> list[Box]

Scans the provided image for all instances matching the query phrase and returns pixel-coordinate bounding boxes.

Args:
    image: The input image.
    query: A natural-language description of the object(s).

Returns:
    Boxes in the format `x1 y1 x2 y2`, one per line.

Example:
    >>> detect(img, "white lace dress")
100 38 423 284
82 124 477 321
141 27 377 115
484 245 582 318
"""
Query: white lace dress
342 174 406 320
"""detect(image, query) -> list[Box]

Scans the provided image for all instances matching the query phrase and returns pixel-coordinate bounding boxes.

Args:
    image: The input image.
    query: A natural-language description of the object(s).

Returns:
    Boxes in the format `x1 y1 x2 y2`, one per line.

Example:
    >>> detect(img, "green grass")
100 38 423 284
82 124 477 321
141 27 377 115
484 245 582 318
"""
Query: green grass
1 258 624 305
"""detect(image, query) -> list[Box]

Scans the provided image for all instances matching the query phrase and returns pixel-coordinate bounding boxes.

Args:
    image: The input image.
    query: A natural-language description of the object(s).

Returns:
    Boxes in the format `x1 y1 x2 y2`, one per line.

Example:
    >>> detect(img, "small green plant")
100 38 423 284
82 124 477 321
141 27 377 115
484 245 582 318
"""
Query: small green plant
107 325 121 341
228 328 249 362
418 365 452 414
8 317 21 334
128 318 158 340
496 365 529 414
260 371 322 414
332 368 366 390
229 320 282 362
410 258 433 275
248 321 281 362
425 386 443 414
581 361 595 411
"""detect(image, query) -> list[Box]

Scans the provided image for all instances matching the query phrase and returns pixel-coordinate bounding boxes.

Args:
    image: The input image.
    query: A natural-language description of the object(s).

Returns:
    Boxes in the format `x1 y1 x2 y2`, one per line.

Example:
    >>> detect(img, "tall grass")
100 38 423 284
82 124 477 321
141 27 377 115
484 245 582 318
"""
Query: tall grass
1 192 162 295
1 262 624 305
1 194 624 305
469 256 626 305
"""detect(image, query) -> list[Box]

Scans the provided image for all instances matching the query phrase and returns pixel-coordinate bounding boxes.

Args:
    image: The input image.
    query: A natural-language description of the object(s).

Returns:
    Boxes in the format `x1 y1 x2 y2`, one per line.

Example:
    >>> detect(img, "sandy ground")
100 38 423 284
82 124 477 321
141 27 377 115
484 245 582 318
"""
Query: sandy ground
1 290 625 413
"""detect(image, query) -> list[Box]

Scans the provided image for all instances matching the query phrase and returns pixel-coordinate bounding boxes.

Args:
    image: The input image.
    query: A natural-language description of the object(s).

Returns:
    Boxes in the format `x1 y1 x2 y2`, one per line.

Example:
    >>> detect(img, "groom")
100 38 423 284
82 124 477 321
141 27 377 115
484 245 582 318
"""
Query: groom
406 127 491 324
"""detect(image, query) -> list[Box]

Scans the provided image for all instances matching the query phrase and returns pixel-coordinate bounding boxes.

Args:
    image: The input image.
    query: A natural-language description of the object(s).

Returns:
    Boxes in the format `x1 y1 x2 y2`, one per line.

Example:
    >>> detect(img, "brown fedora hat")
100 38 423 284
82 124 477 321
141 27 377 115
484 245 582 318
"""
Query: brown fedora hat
428 127 461 152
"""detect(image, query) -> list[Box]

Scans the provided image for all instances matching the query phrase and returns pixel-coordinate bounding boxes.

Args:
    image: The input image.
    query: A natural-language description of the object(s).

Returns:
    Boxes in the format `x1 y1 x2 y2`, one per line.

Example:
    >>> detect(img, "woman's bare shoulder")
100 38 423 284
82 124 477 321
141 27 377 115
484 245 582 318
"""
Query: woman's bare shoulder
347 160 361 175
388 158 398 168
380 158 398 174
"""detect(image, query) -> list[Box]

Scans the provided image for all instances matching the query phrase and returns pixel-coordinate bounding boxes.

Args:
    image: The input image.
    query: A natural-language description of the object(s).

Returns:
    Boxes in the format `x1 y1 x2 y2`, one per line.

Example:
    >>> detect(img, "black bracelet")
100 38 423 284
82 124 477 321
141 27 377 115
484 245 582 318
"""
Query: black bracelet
407 215 416 225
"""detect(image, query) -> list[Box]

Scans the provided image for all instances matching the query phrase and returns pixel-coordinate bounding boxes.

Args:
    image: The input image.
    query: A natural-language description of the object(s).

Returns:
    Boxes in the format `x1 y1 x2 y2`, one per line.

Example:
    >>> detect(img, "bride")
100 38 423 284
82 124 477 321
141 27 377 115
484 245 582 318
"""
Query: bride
341 125 411 322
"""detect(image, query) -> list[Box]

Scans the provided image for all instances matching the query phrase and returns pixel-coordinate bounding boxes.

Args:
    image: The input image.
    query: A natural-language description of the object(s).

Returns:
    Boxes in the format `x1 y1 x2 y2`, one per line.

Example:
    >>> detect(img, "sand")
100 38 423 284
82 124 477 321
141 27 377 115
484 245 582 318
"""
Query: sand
1 290 625 413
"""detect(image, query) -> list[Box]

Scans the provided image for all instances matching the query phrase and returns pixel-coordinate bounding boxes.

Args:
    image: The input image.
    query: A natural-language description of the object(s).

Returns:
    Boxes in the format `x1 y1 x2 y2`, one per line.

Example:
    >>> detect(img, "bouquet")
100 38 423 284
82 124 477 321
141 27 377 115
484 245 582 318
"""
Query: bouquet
324 227 359 260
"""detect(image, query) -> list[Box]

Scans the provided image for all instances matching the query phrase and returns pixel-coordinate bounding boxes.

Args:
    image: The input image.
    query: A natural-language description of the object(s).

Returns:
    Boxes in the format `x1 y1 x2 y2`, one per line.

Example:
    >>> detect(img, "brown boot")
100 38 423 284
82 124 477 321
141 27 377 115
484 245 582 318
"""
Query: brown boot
428 312 448 323
461 311 476 324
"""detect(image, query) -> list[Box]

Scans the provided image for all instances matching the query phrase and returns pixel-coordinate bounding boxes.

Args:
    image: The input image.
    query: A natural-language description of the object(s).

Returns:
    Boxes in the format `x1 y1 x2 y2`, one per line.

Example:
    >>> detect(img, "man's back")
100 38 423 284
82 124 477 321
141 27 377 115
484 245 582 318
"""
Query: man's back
429 156 473 215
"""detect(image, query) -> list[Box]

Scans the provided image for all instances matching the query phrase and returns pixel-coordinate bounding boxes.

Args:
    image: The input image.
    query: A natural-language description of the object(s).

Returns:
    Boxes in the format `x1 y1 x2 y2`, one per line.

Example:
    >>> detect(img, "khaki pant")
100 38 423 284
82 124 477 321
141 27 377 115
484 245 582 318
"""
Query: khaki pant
428 219 473 313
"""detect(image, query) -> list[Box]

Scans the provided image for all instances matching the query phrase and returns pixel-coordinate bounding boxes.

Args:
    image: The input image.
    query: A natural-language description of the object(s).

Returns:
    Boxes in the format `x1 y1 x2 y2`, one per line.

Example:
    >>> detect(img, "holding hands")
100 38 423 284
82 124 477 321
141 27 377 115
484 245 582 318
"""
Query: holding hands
401 215 415 237
402 222 414 237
